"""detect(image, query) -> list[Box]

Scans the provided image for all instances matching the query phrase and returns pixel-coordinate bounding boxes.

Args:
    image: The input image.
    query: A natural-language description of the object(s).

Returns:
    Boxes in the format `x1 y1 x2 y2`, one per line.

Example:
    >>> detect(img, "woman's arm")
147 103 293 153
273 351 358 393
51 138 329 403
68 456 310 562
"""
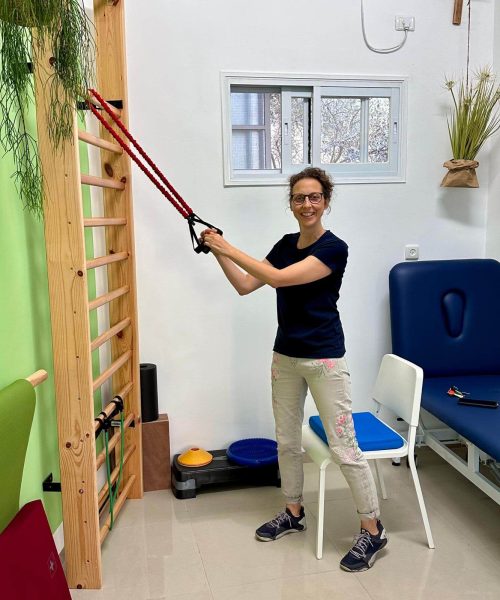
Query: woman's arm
203 231 332 288
213 254 267 296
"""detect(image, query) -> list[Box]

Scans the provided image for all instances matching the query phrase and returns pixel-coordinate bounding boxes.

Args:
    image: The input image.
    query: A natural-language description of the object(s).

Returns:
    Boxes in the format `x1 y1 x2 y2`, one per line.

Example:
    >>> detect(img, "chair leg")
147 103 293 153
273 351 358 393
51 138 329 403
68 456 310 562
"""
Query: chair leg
316 465 326 559
407 454 435 549
374 459 388 500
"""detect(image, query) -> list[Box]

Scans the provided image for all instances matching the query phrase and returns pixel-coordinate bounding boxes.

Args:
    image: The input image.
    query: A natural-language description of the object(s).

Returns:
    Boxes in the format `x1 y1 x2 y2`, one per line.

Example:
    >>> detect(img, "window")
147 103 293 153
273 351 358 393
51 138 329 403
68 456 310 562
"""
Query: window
221 73 407 185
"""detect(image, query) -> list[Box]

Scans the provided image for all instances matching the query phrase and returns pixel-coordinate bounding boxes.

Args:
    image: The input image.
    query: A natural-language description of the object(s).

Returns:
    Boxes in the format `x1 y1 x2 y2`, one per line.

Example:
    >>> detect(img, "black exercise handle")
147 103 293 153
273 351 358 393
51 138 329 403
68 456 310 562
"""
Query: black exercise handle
187 213 223 254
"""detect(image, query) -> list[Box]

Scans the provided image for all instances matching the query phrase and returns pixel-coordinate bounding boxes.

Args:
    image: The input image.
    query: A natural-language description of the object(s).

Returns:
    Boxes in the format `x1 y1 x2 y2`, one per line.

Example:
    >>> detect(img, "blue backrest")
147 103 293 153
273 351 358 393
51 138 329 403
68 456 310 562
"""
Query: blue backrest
389 259 500 377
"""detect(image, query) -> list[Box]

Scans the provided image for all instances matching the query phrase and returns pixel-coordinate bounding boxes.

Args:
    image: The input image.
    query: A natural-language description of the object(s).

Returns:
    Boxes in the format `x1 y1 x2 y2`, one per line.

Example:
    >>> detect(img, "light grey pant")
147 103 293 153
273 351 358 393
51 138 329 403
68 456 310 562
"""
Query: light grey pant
271 352 380 520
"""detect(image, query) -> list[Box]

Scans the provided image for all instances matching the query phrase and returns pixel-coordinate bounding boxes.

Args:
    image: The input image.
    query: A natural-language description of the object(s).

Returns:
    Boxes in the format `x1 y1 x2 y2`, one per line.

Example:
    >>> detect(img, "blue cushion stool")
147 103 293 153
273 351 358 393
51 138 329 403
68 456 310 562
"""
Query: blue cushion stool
309 412 405 452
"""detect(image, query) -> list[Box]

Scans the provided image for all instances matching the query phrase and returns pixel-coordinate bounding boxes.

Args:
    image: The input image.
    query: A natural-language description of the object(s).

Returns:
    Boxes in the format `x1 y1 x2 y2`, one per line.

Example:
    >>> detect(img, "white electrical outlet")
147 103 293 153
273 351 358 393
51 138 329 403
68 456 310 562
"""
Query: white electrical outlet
405 245 419 260
395 16 415 31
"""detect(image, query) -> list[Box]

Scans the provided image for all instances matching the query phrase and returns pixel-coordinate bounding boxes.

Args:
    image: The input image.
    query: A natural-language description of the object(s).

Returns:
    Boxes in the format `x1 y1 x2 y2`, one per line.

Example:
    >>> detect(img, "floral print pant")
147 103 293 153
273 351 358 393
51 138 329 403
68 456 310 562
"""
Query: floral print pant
271 352 380 520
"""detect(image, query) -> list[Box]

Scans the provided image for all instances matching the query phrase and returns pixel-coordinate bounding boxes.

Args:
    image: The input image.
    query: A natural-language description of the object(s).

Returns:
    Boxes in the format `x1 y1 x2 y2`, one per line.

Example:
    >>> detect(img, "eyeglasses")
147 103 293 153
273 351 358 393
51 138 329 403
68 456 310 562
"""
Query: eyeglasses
291 192 324 206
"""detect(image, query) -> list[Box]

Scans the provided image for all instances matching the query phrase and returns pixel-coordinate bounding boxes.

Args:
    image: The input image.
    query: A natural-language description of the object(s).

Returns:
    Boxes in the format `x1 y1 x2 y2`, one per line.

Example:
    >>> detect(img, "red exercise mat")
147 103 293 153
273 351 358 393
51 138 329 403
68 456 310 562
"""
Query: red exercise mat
0 500 71 600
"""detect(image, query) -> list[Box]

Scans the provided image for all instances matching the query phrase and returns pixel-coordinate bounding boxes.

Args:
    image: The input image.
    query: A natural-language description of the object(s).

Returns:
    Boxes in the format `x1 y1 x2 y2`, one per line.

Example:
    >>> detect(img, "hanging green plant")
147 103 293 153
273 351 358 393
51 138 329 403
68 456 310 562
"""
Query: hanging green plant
442 68 500 188
0 0 95 215
442 0 500 188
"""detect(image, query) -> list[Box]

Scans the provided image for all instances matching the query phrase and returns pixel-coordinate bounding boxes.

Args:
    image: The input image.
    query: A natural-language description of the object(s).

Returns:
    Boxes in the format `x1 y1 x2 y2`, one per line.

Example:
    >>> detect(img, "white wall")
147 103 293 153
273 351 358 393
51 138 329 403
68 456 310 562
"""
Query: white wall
122 0 496 454
486 0 500 259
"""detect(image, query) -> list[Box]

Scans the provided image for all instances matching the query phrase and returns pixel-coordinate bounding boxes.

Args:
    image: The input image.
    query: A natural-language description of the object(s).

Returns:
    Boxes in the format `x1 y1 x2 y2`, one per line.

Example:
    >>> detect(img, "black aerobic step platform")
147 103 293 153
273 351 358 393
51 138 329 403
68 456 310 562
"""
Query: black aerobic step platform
171 449 281 499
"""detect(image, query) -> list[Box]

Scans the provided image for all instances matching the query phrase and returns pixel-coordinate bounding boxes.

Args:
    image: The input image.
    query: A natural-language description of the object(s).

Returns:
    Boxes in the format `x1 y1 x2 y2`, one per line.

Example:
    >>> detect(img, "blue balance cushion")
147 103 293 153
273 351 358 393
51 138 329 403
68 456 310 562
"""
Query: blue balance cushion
227 438 278 466
309 412 404 452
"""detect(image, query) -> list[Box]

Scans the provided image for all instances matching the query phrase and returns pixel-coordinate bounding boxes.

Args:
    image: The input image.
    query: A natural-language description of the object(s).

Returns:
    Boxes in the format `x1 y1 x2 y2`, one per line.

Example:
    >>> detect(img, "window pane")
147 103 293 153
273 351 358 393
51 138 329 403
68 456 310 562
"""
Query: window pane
231 91 281 170
231 92 264 126
232 130 265 169
269 93 282 169
292 97 310 165
321 98 361 163
368 98 390 163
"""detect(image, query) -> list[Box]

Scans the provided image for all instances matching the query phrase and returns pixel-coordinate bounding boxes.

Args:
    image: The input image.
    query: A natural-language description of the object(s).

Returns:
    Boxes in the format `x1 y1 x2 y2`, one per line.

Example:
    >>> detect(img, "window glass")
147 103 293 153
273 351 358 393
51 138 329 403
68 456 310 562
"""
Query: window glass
368 97 390 163
269 93 282 169
232 130 265 169
231 91 281 170
224 76 404 184
321 97 361 164
231 92 264 126
291 97 310 165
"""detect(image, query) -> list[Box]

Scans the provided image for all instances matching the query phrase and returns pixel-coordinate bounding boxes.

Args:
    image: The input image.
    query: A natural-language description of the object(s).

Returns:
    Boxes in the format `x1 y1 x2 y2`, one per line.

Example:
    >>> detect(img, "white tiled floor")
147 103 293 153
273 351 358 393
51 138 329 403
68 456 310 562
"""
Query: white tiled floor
70 448 500 599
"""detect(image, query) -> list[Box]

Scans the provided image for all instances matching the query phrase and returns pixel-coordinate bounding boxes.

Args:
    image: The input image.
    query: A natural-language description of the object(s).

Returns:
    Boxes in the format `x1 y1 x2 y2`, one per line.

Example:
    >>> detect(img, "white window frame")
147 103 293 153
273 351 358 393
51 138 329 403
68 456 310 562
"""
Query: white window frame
221 72 408 186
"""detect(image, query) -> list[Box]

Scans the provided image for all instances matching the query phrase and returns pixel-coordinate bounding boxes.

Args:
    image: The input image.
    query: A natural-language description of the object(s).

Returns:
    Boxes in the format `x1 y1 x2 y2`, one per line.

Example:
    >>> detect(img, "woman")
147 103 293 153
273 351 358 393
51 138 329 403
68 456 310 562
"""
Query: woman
202 167 387 572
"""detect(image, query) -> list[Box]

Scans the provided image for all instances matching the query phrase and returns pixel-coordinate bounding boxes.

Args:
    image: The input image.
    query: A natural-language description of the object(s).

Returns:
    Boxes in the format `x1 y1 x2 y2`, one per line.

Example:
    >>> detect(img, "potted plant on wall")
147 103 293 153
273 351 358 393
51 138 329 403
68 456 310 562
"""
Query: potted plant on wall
442 68 500 188
0 1 95 214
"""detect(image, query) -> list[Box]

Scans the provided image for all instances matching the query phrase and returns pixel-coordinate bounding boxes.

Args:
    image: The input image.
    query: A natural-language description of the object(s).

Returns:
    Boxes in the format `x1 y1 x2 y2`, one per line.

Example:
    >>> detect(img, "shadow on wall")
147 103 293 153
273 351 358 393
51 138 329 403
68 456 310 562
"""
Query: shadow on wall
437 188 485 227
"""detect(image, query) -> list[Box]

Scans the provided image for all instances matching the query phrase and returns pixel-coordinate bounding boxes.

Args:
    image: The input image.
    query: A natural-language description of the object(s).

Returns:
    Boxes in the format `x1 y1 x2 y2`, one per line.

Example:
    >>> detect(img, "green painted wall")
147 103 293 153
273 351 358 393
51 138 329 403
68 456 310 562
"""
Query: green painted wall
0 105 101 534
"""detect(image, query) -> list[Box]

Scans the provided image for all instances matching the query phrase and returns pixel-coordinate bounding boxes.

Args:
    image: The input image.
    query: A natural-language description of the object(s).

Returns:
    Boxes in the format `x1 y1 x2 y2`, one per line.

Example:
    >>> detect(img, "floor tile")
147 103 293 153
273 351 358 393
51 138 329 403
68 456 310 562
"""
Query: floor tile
211 570 371 600
67 450 500 600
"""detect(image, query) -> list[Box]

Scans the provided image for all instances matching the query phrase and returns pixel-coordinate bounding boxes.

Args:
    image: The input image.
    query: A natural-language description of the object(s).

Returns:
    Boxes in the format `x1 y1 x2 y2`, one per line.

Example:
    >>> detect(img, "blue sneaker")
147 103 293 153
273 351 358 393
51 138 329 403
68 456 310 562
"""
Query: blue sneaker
255 507 307 541
340 520 388 572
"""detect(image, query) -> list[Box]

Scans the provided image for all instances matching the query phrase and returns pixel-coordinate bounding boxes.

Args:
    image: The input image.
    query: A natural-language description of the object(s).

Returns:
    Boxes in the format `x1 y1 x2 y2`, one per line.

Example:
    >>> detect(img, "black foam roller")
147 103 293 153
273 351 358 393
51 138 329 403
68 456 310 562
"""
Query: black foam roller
140 363 159 423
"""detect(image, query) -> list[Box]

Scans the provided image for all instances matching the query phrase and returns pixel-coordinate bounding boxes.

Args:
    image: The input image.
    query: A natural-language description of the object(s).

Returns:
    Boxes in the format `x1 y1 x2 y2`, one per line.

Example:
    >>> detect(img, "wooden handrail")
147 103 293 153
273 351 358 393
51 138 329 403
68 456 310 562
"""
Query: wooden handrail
88 286 129 312
97 443 136 506
96 413 135 468
93 351 131 392
25 370 48 387
84 217 127 227
100 474 136 545
78 130 123 154
90 317 131 352
81 174 125 191
86 252 128 270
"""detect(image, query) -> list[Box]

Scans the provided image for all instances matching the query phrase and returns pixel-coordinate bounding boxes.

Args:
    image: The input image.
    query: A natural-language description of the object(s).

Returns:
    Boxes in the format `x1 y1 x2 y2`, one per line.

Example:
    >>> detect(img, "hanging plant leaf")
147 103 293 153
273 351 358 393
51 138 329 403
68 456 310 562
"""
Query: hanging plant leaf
0 0 95 215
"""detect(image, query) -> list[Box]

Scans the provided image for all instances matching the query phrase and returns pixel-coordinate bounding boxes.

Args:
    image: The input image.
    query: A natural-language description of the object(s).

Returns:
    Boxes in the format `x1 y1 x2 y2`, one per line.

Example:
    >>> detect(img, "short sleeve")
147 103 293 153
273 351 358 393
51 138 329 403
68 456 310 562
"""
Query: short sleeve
311 240 348 272
266 235 290 267
266 242 280 267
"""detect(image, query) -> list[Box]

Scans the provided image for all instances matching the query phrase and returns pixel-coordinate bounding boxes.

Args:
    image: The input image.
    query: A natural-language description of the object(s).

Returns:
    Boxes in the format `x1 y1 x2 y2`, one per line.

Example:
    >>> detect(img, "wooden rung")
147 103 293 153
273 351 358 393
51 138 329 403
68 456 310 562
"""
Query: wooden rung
116 381 134 403
78 130 123 154
25 369 48 387
96 412 135 467
90 316 131 351
84 217 127 227
97 443 136 506
88 286 130 312
100 474 136 545
93 350 131 392
81 174 125 191
93 382 134 434
86 251 128 270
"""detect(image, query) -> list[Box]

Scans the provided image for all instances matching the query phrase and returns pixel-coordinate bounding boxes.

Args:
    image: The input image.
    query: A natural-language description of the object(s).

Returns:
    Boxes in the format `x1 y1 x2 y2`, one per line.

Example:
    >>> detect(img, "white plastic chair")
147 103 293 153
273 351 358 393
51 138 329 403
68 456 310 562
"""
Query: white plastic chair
302 353 435 559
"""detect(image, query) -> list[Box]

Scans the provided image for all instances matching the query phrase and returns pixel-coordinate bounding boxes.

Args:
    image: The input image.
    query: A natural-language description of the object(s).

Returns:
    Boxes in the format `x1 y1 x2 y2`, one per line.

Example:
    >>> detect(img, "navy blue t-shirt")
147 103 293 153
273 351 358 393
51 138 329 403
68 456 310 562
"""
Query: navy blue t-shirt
266 230 348 359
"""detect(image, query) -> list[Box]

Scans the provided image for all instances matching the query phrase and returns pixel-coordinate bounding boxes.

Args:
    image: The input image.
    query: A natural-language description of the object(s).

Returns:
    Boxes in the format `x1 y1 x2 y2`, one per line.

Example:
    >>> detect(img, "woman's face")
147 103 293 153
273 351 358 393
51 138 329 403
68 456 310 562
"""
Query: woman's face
290 177 328 229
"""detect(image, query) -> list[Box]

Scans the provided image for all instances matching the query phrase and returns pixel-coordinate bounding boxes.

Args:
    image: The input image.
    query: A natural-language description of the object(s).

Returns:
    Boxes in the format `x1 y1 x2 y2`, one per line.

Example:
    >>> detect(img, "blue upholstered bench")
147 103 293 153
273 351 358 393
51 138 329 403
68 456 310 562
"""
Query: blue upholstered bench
390 259 500 504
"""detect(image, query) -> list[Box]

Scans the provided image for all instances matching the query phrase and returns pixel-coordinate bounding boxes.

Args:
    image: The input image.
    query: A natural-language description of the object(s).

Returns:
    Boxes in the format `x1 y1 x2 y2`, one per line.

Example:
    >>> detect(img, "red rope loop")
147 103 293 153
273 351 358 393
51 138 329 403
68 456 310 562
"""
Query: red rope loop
87 89 192 219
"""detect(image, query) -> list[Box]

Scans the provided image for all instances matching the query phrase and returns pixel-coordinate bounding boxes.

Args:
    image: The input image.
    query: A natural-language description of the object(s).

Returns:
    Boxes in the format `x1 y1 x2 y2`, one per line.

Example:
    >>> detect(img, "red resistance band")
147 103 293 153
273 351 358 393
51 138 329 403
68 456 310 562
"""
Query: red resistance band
87 89 222 254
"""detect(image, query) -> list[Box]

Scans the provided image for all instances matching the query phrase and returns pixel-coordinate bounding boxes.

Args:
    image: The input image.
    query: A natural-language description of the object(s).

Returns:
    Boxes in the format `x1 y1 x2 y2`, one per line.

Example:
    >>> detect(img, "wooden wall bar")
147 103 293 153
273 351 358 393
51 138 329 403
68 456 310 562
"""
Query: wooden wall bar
33 37 102 589
94 0 143 502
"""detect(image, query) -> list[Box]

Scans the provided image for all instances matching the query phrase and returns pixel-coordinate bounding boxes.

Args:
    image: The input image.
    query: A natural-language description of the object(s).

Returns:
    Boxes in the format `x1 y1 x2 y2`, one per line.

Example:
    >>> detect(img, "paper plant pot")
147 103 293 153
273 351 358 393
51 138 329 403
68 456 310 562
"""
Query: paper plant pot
441 159 479 188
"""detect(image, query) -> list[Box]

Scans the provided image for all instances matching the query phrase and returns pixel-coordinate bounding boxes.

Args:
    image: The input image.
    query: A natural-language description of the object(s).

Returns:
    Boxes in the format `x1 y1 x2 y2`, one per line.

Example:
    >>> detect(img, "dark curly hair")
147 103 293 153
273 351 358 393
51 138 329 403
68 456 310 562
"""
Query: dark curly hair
288 167 334 204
